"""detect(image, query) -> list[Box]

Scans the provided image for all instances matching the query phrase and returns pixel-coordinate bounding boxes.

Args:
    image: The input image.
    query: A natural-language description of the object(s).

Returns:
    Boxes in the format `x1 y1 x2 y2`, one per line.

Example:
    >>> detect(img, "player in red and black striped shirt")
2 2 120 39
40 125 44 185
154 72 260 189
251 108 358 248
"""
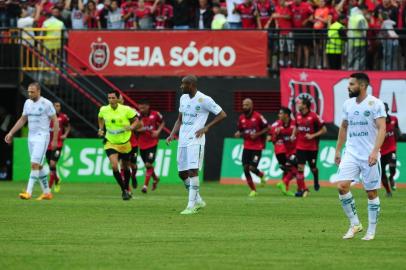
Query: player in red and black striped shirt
380 103 401 197
269 107 297 196
294 96 326 196
136 99 165 193
234 98 268 197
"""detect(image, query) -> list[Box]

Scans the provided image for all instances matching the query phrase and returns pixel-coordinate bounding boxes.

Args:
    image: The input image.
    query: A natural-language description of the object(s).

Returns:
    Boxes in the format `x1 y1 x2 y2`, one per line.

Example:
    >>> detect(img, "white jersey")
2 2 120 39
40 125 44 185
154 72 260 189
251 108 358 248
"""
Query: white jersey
22 97 56 136
342 95 386 160
178 91 222 147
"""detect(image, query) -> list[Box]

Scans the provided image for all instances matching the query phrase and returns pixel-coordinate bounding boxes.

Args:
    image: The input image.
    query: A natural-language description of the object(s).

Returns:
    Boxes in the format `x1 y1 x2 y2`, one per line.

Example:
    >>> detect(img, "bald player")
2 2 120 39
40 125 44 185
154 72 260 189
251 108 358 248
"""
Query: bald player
234 98 269 197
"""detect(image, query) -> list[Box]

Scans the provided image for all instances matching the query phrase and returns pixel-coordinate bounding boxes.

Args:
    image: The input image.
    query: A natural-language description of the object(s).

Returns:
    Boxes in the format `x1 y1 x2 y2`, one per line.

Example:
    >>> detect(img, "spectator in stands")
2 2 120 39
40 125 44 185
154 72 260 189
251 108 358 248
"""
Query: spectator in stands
5 0 21 27
226 0 243 28
65 0 85 29
380 11 399 70
347 5 368 70
121 0 136 29
43 7 65 50
171 0 190 29
36 0 55 28
85 0 100 28
107 0 124 29
152 0 173 29
233 0 258 29
313 0 330 69
17 6 37 44
98 0 111 29
291 0 314 68
374 0 398 24
191 0 213 29
272 0 294 67
326 13 346 69
0 0 6 27
134 0 153 29
211 2 229 29
256 0 274 29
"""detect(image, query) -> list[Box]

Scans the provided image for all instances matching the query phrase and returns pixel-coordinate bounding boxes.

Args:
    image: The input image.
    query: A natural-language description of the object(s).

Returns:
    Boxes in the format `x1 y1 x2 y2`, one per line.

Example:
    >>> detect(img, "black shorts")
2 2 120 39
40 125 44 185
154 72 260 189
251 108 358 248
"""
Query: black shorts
46 148 63 163
130 146 138 164
297 150 318 167
105 149 131 161
140 145 157 164
381 152 397 168
242 149 262 167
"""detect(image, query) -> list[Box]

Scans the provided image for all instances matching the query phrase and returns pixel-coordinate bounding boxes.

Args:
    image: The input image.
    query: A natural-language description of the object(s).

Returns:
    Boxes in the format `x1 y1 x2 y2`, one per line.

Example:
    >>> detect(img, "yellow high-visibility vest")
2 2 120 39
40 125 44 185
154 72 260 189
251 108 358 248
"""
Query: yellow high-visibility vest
326 21 345 54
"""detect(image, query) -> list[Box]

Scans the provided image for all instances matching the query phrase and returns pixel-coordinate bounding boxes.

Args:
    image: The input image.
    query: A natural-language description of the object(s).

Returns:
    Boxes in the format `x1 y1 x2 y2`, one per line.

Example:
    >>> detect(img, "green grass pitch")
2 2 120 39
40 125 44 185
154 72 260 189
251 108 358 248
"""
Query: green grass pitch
0 182 405 270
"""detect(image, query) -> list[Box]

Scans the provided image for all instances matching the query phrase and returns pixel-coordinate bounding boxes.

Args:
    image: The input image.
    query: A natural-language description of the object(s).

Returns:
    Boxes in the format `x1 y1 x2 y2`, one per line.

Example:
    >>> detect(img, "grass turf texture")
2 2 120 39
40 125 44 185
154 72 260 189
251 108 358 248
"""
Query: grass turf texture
0 182 405 270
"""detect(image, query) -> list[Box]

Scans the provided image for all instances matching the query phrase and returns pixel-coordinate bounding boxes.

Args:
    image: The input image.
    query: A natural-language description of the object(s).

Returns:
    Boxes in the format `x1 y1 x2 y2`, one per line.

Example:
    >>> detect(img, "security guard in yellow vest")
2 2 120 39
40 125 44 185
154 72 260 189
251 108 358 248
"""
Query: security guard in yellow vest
98 91 142 200
347 6 368 70
326 15 346 70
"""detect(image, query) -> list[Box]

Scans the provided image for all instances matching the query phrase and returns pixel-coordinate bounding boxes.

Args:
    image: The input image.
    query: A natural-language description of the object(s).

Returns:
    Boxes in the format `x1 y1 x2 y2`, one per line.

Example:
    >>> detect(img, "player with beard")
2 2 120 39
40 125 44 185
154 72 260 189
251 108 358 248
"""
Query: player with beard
294 95 327 196
332 72 386 240
380 102 401 197
167 75 227 215
235 98 268 197
270 107 296 196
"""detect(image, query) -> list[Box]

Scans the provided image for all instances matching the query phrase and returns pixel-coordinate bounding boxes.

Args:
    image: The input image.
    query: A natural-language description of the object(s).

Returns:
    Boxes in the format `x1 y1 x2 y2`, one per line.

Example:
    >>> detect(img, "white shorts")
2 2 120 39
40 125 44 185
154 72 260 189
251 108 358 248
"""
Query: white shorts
28 133 50 165
177 144 204 172
331 152 381 191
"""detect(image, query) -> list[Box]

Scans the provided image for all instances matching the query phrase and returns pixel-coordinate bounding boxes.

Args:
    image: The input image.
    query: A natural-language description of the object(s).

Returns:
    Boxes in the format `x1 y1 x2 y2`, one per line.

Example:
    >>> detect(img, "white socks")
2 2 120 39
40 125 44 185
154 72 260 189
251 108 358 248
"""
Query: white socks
38 167 51 194
367 197 380 235
27 170 39 195
339 192 360 226
187 176 201 208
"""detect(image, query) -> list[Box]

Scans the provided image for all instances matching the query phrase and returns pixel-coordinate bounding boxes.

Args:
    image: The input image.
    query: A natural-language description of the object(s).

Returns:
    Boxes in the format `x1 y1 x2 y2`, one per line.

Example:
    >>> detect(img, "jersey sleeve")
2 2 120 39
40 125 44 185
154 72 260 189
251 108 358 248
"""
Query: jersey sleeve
341 101 348 121
373 100 386 119
98 106 105 118
46 101 56 117
22 100 29 116
203 96 222 115
126 105 137 119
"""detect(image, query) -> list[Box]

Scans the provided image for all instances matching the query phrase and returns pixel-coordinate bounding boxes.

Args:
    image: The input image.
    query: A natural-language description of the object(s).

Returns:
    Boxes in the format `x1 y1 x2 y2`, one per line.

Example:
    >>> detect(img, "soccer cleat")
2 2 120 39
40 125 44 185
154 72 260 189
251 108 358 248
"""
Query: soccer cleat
54 179 62 193
386 192 393 198
180 207 198 215
248 190 258 197
195 200 207 210
361 233 375 241
276 182 287 194
286 191 295 197
260 175 267 187
122 190 131 200
152 178 160 191
295 189 309 197
19 192 32 200
141 185 148 194
390 180 397 191
342 224 363 239
36 193 53 201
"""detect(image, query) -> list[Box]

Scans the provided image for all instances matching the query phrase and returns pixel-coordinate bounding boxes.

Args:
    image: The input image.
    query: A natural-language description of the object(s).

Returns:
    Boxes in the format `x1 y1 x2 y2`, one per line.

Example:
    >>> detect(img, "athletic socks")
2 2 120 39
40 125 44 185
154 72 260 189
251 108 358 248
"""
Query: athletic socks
250 167 264 178
367 197 380 235
381 174 391 193
296 171 306 191
339 192 360 226
187 176 199 208
144 167 154 187
311 167 319 186
113 170 125 191
123 169 131 191
39 168 51 194
27 169 39 195
244 169 256 191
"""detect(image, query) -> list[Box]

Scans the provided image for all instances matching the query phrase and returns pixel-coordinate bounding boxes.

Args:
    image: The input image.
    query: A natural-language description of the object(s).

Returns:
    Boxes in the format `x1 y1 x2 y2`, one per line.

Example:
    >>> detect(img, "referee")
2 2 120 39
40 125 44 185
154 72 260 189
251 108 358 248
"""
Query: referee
98 91 142 200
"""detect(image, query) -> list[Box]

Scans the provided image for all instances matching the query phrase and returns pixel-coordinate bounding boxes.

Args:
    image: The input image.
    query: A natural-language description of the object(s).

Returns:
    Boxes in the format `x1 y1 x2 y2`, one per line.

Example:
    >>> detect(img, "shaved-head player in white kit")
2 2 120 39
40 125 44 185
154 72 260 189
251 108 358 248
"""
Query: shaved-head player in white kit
332 73 386 241
5 82 59 200
167 75 227 215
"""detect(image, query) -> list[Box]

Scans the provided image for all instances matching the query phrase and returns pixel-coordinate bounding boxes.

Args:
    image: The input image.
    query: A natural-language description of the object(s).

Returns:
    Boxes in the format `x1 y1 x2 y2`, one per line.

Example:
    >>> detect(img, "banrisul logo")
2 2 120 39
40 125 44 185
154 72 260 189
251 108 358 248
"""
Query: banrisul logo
57 145 74 178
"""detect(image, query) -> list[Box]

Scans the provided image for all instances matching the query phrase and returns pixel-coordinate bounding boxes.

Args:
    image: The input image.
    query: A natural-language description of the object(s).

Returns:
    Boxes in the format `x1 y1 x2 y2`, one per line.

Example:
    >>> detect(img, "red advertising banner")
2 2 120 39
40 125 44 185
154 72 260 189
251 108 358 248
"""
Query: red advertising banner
280 68 406 134
67 31 268 77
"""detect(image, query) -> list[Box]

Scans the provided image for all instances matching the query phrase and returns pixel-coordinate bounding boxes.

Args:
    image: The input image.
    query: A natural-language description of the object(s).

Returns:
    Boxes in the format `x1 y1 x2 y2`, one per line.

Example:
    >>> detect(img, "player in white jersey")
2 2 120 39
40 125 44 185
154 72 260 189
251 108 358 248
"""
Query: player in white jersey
332 73 386 241
4 82 59 200
166 75 227 215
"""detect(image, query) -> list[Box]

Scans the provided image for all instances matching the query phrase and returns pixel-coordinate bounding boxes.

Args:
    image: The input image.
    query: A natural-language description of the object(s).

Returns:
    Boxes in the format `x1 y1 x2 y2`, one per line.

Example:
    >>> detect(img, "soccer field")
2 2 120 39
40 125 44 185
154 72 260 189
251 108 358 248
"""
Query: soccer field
0 182 405 270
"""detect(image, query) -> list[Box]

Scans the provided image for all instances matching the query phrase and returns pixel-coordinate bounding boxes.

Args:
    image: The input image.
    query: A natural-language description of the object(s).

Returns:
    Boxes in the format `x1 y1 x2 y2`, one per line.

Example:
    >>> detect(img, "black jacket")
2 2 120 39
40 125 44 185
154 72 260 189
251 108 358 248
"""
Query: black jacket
190 7 213 29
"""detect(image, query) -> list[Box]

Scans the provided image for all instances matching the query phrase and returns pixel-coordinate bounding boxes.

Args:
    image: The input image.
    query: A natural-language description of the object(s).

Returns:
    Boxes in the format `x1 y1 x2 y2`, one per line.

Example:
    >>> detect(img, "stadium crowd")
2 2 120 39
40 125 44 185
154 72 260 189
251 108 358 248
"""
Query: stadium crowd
1 0 405 69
